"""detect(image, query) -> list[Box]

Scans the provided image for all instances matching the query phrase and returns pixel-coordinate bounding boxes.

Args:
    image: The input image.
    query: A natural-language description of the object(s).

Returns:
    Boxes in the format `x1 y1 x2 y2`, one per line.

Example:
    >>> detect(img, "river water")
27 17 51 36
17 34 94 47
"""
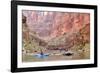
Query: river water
22 50 90 62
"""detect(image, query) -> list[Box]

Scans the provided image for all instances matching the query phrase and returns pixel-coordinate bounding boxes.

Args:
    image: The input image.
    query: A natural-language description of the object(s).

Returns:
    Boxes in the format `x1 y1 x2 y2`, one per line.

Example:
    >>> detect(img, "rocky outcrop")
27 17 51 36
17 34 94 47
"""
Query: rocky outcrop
22 11 90 51
22 11 90 41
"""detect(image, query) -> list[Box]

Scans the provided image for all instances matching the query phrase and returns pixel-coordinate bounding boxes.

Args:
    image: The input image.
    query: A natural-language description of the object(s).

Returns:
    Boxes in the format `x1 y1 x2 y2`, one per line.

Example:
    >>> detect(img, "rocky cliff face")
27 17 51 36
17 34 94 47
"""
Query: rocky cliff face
22 10 90 42
22 10 90 56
